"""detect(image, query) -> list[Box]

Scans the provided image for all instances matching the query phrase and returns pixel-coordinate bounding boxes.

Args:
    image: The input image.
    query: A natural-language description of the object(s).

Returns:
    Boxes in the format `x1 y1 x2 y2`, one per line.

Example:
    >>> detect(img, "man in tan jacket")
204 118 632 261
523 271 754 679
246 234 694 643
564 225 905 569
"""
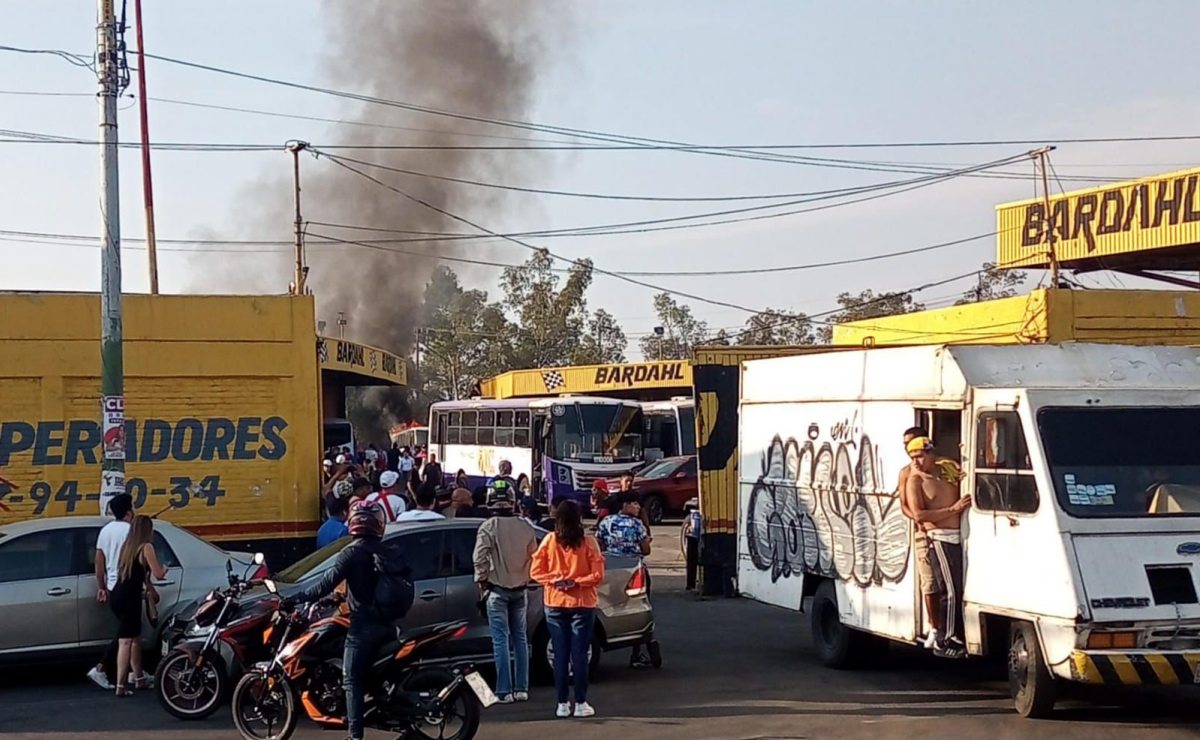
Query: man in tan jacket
473 502 537 702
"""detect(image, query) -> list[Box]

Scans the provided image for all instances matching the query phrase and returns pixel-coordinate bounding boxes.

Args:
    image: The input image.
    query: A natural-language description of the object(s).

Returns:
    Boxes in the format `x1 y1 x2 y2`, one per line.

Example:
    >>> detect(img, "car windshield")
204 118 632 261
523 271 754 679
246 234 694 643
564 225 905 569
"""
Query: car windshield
550 403 643 463
637 458 682 480
274 538 351 583
1038 406 1200 518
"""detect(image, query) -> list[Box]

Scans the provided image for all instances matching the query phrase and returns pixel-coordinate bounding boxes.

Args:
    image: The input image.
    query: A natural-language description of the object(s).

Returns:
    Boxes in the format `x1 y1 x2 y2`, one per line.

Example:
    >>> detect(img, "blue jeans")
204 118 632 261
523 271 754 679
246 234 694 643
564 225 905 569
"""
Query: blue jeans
343 618 391 740
545 607 594 704
486 587 529 697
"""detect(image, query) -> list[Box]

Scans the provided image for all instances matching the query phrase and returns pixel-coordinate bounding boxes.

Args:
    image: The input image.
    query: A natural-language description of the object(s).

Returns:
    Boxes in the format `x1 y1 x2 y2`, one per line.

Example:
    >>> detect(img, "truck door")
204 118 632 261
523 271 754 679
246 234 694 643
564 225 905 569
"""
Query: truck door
962 394 1045 647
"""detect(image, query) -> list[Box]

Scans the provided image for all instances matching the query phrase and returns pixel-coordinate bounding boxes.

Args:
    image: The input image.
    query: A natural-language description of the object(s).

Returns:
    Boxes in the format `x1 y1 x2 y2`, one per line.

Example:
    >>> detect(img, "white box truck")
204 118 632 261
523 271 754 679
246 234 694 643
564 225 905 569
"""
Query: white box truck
738 343 1200 717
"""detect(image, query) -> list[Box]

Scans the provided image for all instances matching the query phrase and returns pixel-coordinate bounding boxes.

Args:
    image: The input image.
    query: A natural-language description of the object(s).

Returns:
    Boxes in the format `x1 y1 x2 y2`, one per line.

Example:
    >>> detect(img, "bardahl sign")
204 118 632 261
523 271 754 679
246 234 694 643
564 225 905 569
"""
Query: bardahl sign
996 166 1200 269
317 336 405 386
594 361 687 387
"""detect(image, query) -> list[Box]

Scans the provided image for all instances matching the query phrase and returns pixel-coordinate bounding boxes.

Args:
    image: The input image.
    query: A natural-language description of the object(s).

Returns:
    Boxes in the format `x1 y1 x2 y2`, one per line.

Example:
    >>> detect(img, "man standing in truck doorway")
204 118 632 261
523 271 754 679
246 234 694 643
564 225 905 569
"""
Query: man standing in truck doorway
896 426 960 648
904 436 971 659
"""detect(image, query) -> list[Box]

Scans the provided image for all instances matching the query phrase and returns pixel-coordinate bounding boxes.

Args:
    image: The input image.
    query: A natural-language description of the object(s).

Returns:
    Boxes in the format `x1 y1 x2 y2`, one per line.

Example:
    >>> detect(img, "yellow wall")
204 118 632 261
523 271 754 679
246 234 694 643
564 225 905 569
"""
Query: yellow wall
831 289 1200 347
0 293 321 543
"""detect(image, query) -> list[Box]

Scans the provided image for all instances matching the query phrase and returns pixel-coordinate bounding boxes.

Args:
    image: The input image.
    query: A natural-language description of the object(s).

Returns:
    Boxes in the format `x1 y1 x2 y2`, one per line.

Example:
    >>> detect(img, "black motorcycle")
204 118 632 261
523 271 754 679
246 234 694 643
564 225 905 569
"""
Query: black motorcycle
156 553 280 720
230 581 490 740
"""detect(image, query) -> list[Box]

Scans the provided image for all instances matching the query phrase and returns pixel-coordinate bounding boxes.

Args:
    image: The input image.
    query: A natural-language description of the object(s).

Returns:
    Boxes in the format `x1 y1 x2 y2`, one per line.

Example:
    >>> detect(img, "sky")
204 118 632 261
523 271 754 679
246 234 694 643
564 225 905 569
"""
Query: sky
3 1 1200 359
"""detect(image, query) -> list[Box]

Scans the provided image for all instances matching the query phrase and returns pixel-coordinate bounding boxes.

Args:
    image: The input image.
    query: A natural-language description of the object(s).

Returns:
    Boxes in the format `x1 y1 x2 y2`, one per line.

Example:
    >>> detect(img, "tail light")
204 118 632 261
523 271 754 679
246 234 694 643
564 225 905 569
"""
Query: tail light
451 625 469 639
625 565 648 597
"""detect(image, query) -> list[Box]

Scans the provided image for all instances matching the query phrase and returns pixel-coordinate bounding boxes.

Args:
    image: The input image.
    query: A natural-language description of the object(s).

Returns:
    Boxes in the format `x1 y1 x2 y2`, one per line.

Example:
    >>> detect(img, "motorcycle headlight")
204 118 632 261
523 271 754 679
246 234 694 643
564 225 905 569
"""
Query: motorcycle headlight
185 624 214 638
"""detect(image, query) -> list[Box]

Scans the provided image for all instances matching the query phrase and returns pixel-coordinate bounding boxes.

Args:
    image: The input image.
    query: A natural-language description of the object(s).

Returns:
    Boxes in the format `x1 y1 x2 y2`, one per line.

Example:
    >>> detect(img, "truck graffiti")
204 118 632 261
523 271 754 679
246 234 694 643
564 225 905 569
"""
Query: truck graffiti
745 427 909 587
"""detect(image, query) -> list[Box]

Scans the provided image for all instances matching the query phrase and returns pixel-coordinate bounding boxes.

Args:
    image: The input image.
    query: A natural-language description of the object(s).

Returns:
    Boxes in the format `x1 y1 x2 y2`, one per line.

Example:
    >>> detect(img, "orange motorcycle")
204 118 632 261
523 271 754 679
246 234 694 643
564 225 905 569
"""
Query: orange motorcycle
230 581 494 740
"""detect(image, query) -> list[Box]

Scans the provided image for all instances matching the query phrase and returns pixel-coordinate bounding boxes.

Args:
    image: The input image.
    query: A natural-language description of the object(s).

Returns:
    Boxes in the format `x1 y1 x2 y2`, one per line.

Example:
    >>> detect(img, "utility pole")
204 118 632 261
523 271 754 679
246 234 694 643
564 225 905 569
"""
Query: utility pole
132 0 158 294
288 141 309 295
97 0 126 515
1034 146 1060 288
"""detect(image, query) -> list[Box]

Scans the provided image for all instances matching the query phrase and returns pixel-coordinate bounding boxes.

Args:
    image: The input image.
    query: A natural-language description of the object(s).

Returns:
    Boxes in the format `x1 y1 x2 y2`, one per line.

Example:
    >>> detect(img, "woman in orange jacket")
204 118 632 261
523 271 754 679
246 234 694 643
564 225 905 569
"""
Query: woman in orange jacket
529 499 605 719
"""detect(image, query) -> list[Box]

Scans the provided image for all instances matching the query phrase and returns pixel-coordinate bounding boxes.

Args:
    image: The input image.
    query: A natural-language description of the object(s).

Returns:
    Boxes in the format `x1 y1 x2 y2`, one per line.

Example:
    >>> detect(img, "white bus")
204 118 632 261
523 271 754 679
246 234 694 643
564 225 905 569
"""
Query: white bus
389 425 429 451
641 397 696 463
429 396 645 508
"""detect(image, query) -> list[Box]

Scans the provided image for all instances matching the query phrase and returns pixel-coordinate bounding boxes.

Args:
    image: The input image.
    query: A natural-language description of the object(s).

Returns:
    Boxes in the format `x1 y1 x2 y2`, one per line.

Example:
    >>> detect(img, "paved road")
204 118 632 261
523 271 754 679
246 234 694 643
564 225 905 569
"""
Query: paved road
2 525 1198 739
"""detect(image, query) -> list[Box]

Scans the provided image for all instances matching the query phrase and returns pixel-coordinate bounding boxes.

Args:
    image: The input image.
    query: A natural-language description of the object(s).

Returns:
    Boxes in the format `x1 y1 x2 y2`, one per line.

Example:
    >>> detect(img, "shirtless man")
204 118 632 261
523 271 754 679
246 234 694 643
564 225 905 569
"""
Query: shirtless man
897 427 947 648
904 436 971 658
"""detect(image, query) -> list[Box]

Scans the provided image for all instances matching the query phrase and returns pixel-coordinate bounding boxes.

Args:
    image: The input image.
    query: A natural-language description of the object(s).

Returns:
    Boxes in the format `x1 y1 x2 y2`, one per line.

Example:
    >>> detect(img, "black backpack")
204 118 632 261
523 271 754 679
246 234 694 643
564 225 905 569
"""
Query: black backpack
370 550 414 622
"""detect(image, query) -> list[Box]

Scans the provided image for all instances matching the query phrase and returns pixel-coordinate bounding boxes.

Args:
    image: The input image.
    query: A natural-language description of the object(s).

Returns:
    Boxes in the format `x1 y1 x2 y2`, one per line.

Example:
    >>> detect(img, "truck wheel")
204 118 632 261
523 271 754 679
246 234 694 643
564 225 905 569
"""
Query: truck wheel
1008 621 1056 718
810 580 871 668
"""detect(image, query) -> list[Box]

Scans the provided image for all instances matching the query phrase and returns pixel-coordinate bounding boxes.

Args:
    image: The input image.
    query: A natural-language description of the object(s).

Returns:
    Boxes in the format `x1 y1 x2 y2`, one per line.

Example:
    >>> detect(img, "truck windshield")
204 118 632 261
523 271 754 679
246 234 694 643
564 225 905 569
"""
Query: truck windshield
550 403 643 464
1038 407 1200 518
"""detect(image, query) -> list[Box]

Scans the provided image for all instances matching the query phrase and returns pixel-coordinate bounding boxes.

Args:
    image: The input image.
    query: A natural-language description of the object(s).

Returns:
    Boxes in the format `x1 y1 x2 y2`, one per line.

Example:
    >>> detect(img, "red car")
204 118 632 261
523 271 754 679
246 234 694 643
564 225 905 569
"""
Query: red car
633 455 698 525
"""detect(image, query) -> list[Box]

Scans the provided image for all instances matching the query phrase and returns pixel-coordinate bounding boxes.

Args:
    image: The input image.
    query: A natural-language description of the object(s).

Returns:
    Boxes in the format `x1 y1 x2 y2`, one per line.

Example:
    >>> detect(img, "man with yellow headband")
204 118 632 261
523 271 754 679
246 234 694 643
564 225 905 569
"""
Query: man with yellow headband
904 435 971 659
896 427 960 649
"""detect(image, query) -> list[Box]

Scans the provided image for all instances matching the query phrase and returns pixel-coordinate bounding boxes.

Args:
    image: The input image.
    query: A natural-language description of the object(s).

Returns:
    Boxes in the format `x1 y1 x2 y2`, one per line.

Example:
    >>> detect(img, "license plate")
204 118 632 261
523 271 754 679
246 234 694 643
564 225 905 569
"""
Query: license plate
462 671 499 707
161 639 170 657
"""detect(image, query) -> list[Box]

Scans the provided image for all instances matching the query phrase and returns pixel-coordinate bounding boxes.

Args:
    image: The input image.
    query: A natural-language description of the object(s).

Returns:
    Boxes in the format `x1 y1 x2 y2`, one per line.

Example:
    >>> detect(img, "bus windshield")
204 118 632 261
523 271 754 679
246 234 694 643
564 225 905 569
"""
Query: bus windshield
550 402 643 464
678 405 696 455
1039 406 1200 518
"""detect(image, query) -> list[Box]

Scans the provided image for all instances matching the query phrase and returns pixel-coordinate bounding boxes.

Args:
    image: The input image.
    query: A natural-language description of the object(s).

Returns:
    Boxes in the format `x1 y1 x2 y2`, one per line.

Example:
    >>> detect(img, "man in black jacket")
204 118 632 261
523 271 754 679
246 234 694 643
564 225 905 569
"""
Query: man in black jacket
294 500 390 740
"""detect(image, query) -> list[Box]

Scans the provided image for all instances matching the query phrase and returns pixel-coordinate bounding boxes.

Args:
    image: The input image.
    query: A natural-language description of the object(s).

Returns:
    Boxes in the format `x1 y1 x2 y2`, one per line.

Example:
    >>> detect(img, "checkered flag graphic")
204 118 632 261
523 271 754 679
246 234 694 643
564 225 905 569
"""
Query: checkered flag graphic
316 339 329 363
542 370 566 392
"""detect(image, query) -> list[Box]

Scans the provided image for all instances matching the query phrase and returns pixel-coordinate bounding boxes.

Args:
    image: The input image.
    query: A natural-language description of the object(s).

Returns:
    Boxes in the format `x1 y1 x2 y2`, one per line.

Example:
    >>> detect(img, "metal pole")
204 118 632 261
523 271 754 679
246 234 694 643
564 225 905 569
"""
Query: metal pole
98 0 126 515
132 0 158 294
288 141 308 294
1035 147 1060 288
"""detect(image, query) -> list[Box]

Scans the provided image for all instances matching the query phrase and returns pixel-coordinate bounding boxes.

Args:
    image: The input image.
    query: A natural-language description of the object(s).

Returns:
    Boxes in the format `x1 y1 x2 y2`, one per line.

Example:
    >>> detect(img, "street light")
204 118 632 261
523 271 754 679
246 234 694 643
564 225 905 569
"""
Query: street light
653 326 665 359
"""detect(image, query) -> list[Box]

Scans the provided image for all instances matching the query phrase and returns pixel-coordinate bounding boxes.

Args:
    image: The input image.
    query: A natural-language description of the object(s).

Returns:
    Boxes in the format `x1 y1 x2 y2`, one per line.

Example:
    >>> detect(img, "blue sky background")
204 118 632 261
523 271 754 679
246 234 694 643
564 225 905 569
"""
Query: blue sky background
3 1 1200 355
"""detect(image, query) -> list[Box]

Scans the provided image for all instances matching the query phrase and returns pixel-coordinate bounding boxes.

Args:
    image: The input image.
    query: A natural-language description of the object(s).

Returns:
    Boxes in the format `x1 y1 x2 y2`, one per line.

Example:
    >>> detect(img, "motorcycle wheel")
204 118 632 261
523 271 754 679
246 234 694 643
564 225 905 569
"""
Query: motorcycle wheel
231 670 298 740
155 648 228 720
401 667 481 740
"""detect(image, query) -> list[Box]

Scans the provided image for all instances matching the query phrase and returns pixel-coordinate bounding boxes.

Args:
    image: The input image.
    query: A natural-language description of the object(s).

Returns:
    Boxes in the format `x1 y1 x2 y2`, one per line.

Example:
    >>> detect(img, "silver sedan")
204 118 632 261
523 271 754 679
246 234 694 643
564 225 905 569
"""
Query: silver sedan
0 516 257 663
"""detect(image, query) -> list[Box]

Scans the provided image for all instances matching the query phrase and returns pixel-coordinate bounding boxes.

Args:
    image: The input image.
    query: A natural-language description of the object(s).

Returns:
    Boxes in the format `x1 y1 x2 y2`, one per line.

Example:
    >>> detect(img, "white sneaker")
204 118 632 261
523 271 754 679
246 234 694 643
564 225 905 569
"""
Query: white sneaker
496 694 514 704
573 701 595 718
513 691 529 702
922 630 940 649
127 671 155 688
556 702 572 718
87 667 114 691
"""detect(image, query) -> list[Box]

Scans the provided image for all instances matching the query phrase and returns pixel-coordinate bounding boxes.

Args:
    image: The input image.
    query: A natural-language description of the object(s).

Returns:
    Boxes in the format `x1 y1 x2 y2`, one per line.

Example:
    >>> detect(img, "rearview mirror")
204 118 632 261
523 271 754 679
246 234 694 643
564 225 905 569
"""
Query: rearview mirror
253 552 266 566
263 579 278 594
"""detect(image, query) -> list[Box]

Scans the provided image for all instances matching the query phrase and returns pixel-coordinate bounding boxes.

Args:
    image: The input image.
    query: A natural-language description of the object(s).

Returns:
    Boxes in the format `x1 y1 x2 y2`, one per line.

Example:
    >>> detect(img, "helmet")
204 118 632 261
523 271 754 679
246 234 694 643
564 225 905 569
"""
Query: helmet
333 479 354 499
347 499 385 539
498 460 513 476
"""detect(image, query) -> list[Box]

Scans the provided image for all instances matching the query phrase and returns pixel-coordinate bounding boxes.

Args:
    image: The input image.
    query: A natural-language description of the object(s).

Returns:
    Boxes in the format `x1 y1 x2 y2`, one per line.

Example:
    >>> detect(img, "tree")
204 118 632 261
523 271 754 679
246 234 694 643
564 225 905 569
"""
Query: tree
572 308 627 364
638 293 711 360
501 250 594 368
955 262 1027 305
418 266 514 400
738 308 818 346
819 289 925 342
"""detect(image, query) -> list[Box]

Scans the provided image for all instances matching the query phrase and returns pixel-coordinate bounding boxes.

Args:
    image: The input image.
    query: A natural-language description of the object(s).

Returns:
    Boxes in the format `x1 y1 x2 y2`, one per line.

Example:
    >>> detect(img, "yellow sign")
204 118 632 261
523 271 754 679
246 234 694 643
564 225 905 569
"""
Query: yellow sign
482 360 692 399
997 166 1200 269
317 336 406 386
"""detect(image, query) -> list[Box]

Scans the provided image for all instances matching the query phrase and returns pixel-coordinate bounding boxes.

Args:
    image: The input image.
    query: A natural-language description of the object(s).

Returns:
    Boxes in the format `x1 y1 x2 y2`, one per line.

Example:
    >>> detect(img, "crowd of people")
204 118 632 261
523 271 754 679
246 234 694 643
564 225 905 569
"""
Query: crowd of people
316 448 658 725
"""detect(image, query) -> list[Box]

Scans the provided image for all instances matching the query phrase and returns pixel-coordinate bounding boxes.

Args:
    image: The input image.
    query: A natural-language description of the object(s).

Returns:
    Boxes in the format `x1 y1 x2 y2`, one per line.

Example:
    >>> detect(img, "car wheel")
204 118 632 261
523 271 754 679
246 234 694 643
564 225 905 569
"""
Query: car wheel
533 624 601 684
643 494 665 525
